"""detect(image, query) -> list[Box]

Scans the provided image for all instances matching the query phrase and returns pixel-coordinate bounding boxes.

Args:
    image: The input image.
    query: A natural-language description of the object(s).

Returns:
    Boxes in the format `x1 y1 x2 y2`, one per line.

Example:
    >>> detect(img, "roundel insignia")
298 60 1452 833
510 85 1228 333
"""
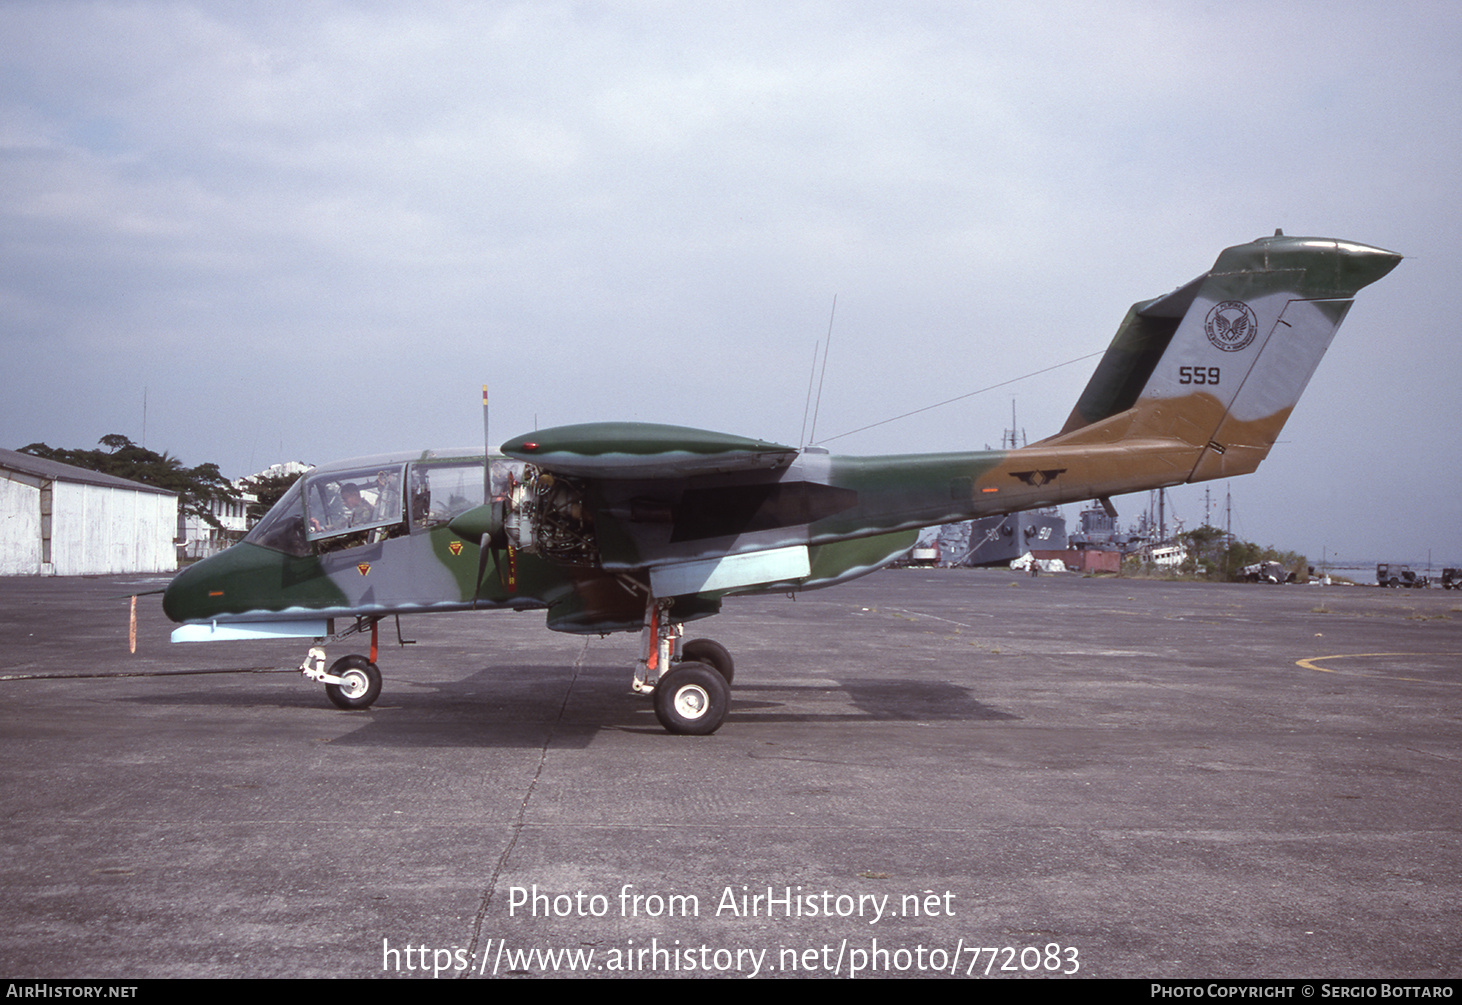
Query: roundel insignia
1204 301 1258 352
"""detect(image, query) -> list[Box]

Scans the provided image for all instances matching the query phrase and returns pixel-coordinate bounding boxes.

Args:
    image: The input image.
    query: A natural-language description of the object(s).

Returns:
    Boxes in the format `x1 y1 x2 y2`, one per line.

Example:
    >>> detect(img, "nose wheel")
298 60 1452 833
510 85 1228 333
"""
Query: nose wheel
322 654 382 710
299 620 386 711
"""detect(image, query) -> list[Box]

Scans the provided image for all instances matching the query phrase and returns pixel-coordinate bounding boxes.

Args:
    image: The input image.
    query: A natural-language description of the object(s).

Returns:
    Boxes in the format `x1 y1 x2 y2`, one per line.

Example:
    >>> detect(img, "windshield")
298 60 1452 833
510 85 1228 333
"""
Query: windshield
242 476 309 556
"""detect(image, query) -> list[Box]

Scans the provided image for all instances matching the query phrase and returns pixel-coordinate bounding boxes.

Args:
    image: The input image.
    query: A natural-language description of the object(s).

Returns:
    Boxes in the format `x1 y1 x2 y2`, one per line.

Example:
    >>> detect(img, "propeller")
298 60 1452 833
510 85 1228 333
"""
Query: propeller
447 387 514 593
478 386 515 593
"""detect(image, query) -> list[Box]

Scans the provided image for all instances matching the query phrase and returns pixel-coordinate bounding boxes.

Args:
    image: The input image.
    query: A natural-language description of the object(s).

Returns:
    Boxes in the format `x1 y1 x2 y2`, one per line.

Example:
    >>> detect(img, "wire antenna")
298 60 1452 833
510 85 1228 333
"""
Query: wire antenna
819 350 1103 445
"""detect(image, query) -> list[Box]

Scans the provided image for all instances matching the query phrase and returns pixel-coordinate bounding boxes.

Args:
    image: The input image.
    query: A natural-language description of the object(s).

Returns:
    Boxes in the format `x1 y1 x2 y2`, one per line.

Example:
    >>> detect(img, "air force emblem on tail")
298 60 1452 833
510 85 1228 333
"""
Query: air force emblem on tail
1204 301 1258 352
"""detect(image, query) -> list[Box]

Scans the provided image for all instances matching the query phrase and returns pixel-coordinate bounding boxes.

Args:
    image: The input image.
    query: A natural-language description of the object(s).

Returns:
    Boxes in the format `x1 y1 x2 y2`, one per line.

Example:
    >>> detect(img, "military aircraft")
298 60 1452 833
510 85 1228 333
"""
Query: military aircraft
164 234 1399 735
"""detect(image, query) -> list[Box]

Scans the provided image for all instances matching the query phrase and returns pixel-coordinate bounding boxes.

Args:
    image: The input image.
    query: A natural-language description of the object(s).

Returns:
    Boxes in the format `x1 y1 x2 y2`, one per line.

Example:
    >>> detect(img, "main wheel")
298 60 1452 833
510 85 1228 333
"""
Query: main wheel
325 655 382 710
681 638 734 683
653 662 729 735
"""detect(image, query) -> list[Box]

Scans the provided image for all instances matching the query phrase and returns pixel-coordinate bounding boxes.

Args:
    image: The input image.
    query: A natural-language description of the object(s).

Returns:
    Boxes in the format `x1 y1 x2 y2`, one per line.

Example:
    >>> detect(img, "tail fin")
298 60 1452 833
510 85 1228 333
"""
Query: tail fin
1042 234 1400 483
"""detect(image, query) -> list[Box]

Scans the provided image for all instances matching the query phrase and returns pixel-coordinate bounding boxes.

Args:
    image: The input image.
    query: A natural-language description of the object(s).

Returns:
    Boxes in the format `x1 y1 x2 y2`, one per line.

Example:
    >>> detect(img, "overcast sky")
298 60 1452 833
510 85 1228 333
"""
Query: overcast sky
3 1 1457 565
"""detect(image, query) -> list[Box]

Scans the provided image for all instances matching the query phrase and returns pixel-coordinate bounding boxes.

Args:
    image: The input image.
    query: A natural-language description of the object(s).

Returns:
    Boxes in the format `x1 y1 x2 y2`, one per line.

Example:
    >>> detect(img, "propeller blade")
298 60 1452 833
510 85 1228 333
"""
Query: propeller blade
482 384 491 498
474 384 515 592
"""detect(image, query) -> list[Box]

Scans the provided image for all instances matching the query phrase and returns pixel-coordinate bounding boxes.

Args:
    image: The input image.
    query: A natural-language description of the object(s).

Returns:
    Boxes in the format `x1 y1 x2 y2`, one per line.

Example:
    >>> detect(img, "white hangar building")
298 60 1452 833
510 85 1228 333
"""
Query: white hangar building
0 448 177 576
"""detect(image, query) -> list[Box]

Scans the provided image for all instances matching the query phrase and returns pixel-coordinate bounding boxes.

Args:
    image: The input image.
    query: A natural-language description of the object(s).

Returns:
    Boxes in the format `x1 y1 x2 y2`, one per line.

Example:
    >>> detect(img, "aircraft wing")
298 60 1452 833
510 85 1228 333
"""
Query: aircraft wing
500 422 798 478
492 421 912 619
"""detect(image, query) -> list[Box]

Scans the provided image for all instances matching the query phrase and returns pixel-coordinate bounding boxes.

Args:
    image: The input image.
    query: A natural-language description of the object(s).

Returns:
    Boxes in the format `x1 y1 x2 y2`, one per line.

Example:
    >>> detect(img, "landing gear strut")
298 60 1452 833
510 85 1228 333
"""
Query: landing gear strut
633 598 733 735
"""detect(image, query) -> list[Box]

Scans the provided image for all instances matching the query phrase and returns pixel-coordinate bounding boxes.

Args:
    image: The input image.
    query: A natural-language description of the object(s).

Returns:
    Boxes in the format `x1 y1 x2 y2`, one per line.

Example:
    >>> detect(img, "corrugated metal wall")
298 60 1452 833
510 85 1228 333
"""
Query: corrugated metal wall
0 473 176 575
0 471 42 575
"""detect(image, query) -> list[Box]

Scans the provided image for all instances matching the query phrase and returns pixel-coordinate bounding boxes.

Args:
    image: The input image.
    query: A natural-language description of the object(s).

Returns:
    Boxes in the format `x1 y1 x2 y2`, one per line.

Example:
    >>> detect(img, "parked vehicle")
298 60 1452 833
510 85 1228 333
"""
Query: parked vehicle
1242 561 1294 584
1377 563 1428 588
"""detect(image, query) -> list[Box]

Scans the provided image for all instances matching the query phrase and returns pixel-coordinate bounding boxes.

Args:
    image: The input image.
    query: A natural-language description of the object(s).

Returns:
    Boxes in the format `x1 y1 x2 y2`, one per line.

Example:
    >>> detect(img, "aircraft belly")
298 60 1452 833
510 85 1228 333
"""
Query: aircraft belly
801 531 919 589
171 620 332 642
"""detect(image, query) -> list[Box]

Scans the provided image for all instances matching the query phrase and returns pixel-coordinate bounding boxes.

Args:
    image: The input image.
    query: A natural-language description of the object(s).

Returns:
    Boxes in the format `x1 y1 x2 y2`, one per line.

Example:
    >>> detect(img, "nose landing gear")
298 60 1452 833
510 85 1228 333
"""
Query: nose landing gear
299 618 384 710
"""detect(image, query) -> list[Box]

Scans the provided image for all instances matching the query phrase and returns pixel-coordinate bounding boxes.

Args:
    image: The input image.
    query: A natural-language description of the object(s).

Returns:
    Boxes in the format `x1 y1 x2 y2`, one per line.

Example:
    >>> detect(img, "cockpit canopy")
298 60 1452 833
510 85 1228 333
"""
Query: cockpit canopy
243 456 522 557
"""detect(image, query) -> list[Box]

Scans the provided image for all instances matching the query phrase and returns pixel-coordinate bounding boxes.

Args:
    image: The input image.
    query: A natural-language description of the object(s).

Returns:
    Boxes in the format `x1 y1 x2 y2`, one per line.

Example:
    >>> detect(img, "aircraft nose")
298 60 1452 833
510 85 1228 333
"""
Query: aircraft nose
162 556 214 623
163 546 267 623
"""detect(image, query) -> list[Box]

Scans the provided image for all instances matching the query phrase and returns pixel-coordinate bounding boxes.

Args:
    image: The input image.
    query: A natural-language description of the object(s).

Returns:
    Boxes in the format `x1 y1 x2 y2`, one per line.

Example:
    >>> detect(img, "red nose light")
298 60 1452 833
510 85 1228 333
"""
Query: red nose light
522 442 539 451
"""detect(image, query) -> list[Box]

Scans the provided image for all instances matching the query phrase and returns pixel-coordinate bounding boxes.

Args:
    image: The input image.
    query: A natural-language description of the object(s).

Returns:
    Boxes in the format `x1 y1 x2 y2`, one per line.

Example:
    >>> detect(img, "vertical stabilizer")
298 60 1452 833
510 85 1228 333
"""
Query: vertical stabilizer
1042 235 1400 483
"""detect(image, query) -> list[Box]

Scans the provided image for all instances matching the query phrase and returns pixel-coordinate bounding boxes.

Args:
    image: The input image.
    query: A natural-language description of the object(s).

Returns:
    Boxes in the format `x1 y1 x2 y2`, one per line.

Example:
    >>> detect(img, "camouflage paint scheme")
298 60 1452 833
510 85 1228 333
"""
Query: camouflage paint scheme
164 235 1399 642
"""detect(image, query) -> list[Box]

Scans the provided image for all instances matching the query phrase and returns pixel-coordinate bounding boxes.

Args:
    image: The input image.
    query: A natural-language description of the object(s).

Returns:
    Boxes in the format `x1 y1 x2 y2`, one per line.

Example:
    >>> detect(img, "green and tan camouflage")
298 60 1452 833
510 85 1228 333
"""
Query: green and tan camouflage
163 234 1399 733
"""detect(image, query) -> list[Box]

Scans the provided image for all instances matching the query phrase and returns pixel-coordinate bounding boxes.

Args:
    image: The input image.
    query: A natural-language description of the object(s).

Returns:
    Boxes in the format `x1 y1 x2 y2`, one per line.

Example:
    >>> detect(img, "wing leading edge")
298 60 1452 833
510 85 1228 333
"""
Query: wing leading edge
501 422 797 478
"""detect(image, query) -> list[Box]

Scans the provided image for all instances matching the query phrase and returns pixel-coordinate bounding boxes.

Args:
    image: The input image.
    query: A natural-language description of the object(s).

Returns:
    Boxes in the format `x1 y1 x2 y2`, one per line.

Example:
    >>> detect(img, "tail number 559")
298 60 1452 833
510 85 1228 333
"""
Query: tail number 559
1179 366 1220 385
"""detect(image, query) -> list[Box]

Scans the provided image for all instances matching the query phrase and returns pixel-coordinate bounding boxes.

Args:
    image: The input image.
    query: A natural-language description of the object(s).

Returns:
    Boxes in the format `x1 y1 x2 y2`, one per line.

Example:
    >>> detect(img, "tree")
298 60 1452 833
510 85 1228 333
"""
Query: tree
19 435 241 529
1175 524 1228 578
240 470 303 523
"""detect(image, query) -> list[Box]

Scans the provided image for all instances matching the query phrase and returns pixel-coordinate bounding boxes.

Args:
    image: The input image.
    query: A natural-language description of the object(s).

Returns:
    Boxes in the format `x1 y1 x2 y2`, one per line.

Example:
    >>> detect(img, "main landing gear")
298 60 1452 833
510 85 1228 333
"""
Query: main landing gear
633 599 735 735
299 618 384 710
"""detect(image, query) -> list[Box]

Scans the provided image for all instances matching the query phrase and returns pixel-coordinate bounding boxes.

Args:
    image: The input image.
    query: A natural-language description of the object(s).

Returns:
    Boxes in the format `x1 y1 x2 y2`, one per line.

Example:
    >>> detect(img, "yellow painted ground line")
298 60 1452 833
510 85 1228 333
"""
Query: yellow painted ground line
1296 653 1462 685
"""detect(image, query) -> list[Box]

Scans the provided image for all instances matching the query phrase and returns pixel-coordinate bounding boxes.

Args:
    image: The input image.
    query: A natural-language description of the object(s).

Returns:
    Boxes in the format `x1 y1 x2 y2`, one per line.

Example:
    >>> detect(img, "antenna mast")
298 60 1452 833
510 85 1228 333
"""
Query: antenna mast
799 341 819 447
1001 400 1026 450
807 295 837 445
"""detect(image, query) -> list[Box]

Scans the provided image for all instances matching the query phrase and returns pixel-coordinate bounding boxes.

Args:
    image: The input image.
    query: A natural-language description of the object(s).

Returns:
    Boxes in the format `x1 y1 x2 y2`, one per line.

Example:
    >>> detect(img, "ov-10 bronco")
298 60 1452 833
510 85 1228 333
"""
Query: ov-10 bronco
164 234 1399 734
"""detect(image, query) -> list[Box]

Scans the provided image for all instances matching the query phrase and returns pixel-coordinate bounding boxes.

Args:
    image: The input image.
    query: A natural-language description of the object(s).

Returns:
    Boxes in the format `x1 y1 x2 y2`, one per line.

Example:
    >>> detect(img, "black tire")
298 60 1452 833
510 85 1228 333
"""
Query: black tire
653 663 729 735
681 638 734 684
325 655 382 710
